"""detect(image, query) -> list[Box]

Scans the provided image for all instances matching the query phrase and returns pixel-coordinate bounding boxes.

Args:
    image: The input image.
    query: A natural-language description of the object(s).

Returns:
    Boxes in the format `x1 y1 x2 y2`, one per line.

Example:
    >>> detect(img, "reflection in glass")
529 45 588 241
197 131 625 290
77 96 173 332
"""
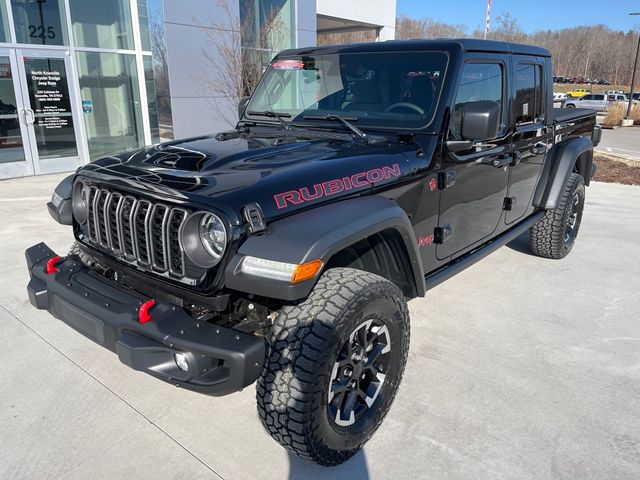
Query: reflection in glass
139 0 173 142
76 52 143 160
24 57 78 159
0 57 25 164
11 0 68 46
0 1 10 43
69 0 133 50
144 55 172 143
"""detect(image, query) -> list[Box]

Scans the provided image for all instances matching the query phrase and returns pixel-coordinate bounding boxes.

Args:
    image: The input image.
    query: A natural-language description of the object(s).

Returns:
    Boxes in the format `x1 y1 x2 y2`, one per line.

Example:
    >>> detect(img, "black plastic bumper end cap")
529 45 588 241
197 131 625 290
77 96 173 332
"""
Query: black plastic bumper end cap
27 277 49 309
47 199 73 226
25 242 56 270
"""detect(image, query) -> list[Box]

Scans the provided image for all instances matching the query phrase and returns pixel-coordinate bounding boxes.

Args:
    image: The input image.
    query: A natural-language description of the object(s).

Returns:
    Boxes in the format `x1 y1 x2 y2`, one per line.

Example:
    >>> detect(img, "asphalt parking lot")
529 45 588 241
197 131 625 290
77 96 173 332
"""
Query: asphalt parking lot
1 174 639 480
595 126 640 160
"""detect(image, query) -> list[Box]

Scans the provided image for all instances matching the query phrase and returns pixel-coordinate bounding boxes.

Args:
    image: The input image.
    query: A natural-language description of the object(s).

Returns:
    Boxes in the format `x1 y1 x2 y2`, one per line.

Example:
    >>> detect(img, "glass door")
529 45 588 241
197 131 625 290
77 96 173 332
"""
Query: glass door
0 47 32 179
14 48 83 175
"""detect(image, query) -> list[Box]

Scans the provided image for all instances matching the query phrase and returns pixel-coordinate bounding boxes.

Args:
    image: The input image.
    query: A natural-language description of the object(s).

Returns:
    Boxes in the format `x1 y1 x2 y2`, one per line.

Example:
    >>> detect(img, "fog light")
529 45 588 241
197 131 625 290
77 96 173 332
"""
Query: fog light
174 352 189 372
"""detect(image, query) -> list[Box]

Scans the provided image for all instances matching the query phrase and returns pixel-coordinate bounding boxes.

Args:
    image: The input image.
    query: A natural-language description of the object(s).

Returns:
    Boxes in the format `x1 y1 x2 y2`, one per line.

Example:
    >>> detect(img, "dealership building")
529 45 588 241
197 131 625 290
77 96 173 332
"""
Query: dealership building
0 0 395 180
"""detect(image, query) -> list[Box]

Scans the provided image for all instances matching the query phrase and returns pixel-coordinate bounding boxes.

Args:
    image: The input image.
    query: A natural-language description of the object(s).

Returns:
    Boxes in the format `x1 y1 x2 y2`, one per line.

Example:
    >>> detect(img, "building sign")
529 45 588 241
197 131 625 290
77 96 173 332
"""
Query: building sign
29 67 71 130
24 57 78 158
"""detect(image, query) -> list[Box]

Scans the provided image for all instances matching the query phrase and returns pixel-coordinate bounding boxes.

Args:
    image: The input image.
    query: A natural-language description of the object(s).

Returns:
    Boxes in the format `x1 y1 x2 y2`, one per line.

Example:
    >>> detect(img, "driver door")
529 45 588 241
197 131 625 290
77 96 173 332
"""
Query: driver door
436 57 511 261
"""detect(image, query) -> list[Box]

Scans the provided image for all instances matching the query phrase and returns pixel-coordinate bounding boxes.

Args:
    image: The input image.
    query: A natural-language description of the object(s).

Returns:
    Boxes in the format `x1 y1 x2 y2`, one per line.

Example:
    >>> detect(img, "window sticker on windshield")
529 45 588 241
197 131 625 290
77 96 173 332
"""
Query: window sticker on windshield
272 59 305 70
522 103 529 116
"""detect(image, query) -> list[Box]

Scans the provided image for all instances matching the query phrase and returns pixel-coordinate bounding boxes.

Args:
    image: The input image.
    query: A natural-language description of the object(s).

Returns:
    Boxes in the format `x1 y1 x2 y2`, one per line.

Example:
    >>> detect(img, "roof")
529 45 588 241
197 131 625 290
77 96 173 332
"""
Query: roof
278 38 551 58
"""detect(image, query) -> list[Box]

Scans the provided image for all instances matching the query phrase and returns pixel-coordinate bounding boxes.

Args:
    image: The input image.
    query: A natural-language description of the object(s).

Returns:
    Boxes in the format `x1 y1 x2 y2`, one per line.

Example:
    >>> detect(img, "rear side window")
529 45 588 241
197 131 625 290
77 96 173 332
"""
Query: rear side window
515 63 543 124
451 62 503 139
594 95 605 101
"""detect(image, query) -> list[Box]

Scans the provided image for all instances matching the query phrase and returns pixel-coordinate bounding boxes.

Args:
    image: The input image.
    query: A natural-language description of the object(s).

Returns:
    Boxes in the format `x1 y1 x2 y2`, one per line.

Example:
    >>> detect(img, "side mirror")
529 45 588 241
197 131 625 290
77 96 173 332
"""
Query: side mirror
238 96 250 119
460 101 501 141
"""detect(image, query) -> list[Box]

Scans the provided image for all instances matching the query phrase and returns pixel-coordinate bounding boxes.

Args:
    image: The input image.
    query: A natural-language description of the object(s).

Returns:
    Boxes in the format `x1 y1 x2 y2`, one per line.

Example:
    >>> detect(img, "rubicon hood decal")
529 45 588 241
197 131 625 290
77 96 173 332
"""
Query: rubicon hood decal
273 163 401 209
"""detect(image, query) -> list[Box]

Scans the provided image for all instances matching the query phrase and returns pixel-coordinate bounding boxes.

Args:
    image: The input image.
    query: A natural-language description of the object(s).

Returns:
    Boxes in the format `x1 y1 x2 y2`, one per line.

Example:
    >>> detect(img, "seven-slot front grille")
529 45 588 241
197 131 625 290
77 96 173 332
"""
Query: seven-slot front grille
84 185 188 277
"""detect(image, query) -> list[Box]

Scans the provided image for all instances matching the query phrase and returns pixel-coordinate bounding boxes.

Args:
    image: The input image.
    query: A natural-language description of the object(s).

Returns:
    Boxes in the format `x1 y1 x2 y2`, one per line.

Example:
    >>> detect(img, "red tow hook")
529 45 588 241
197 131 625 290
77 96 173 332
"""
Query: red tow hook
45 256 62 275
138 299 156 324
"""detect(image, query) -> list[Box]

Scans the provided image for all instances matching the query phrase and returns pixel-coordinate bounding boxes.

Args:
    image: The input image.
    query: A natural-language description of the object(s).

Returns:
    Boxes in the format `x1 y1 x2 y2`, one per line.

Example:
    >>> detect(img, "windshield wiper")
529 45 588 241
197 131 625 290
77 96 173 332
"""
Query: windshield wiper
247 110 293 133
303 114 368 143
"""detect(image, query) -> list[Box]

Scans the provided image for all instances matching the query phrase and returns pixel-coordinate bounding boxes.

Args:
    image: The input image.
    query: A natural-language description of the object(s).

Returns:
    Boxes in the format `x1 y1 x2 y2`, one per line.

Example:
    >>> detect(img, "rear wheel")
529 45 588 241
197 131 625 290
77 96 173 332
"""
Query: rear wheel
530 173 585 259
256 268 410 466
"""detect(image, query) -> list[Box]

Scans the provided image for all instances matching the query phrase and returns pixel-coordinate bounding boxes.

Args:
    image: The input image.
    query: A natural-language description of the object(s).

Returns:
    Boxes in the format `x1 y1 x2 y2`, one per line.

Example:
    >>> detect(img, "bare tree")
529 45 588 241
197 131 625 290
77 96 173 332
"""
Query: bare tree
194 0 287 125
395 15 467 40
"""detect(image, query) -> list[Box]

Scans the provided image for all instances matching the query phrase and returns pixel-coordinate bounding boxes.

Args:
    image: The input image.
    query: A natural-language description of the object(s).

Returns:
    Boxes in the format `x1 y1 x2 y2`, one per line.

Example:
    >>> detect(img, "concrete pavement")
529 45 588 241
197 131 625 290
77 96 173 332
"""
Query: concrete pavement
1 174 639 479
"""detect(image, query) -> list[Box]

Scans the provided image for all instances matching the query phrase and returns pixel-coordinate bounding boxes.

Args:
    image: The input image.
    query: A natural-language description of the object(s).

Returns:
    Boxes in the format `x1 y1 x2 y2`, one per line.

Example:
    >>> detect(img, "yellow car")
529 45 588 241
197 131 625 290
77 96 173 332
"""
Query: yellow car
566 88 591 98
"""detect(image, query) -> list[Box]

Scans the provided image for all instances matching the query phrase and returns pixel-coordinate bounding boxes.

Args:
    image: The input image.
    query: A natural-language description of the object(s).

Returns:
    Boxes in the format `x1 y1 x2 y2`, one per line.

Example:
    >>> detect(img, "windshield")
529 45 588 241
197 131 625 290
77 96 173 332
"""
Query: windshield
245 51 448 130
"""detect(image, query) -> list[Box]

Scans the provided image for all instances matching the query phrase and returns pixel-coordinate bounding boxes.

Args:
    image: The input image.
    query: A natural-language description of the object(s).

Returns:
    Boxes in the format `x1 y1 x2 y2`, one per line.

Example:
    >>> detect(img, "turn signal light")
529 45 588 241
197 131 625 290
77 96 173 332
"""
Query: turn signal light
292 259 323 284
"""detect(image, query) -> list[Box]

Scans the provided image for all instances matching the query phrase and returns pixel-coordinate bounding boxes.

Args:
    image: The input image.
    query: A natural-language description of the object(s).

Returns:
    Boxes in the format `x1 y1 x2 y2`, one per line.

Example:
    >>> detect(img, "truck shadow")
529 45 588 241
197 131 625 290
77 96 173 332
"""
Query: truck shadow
287 450 370 480
506 230 537 257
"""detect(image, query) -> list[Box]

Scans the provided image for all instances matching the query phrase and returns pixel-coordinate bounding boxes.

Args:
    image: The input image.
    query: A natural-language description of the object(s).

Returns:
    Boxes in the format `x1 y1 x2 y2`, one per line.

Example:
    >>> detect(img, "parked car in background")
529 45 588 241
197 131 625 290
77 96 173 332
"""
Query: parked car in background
567 88 591 98
605 90 624 95
564 94 608 110
564 93 629 111
607 94 628 103
553 91 568 102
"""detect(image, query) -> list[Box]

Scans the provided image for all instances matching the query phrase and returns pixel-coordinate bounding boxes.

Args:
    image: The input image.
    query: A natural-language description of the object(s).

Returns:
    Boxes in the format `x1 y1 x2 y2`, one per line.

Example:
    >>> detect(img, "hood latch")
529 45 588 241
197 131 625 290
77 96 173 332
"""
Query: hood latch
243 203 266 234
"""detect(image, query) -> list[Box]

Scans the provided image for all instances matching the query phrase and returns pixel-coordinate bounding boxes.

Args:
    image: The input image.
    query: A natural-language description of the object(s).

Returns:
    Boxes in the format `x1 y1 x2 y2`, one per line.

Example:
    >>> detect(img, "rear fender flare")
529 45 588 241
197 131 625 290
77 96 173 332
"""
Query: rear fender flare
533 136 593 210
224 195 425 301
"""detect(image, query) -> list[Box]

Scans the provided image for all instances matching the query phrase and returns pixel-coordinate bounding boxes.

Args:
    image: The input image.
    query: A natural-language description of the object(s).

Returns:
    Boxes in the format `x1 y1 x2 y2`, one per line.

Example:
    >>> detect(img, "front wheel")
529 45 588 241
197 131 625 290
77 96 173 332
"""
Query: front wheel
530 172 585 259
256 268 410 466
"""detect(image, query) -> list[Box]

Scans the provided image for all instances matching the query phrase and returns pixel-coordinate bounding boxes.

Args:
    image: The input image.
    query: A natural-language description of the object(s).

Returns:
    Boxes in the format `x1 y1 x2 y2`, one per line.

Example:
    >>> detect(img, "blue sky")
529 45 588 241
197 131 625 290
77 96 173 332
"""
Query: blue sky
397 0 640 33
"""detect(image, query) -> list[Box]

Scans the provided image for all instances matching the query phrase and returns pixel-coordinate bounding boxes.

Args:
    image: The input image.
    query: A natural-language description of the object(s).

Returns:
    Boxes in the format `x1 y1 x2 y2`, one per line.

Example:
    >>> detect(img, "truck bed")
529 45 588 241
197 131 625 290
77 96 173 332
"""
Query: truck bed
553 108 597 124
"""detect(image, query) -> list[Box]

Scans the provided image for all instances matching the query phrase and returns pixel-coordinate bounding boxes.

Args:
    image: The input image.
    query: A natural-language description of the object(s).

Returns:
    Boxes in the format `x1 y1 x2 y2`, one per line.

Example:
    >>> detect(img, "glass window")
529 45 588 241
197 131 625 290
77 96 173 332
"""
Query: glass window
0 58 25 164
0 2 10 43
241 0 294 52
76 52 144 160
515 63 543 124
582 94 593 100
143 55 174 143
246 52 448 129
139 0 173 141
594 95 605 100
11 0 68 46
451 62 503 139
69 0 133 50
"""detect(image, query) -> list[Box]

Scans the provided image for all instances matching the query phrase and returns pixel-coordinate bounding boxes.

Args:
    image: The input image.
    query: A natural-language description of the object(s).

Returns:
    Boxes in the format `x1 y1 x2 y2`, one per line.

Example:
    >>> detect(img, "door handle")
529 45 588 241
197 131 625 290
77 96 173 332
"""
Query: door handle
22 108 35 126
530 143 547 156
491 155 512 168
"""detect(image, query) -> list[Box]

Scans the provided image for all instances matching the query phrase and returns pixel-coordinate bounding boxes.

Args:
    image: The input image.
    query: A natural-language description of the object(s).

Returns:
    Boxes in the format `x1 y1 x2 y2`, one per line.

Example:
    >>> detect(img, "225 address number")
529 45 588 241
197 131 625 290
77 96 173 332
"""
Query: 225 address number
28 25 56 40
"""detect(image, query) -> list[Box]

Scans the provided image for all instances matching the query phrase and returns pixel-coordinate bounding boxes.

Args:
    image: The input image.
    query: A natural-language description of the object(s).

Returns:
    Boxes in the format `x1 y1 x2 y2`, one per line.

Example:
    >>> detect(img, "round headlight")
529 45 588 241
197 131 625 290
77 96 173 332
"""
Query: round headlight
199 214 227 261
72 180 88 224
181 211 229 268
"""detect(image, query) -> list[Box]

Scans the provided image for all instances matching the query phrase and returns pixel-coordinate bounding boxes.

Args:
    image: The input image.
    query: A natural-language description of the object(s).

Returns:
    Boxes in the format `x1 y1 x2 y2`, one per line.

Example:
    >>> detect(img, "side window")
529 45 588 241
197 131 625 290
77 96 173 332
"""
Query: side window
582 94 593 100
594 95 605 101
515 63 543 124
451 62 503 140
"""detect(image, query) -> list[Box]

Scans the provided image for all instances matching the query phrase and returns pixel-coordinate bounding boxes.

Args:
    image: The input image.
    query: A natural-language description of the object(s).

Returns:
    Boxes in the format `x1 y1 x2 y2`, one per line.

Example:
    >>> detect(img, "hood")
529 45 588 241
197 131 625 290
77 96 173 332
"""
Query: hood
78 132 434 224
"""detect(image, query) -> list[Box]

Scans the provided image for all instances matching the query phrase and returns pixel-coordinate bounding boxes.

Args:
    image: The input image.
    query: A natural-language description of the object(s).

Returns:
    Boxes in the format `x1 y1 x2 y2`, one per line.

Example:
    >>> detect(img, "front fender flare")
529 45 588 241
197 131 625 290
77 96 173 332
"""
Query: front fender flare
224 195 425 301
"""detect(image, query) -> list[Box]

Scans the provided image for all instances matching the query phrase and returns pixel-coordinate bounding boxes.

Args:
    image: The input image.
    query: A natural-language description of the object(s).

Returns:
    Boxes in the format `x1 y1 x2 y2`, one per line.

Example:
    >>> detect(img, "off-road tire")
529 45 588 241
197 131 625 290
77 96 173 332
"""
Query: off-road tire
256 268 410 466
530 172 585 259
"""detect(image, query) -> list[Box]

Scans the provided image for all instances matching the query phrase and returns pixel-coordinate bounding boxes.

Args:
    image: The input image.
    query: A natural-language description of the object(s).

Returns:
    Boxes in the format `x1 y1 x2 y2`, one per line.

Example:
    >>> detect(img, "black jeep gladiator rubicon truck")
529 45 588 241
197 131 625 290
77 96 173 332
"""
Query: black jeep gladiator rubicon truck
26 39 600 466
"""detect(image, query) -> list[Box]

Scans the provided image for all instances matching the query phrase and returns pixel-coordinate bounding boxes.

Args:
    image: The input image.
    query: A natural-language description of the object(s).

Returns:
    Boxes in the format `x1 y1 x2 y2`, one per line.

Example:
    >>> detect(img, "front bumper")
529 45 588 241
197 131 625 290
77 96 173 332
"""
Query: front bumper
25 243 265 396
